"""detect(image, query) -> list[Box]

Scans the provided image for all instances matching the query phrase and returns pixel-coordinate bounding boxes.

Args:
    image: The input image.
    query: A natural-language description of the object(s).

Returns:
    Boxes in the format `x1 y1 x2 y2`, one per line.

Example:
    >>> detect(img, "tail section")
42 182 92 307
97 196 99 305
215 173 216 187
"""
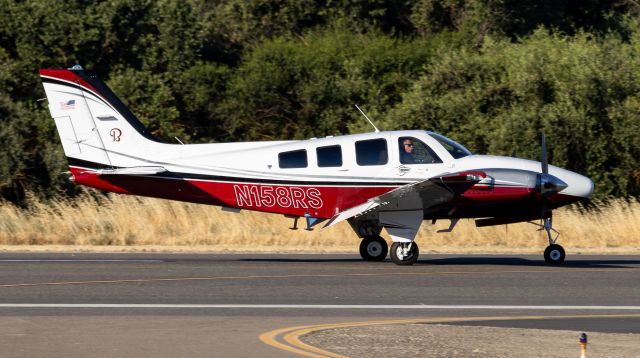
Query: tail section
39 66 161 170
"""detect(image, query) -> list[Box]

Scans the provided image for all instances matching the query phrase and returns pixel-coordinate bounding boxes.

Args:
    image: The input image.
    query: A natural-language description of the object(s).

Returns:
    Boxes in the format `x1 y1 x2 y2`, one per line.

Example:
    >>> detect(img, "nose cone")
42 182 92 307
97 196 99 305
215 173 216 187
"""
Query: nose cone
575 173 595 198
555 170 594 199
539 173 568 195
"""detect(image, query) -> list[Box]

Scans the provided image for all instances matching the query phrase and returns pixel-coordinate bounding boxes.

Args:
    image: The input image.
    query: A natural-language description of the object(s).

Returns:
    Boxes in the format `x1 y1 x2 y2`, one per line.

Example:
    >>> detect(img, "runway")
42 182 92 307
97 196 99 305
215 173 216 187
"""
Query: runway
0 252 639 357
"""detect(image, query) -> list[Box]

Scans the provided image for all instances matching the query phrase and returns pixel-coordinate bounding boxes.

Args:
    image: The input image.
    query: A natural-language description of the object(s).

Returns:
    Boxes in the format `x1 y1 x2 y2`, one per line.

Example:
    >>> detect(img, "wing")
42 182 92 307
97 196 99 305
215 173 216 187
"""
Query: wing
323 171 485 228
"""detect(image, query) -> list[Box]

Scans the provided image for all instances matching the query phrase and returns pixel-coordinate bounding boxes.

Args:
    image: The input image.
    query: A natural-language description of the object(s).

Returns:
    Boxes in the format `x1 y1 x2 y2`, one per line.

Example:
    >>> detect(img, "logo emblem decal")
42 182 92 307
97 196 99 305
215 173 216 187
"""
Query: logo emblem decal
110 128 122 142
60 99 75 110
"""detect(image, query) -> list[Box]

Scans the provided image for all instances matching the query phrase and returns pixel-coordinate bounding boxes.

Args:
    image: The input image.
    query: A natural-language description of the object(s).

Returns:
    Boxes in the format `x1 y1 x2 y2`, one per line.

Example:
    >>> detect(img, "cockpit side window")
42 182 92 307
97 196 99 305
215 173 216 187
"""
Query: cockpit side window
428 132 472 159
398 137 442 164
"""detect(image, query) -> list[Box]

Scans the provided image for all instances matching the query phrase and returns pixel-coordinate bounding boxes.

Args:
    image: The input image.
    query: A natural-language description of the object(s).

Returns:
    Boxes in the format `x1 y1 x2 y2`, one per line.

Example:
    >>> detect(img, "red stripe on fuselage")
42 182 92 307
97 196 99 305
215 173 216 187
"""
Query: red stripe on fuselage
462 186 535 202
68 167 583 218
68 167 396 218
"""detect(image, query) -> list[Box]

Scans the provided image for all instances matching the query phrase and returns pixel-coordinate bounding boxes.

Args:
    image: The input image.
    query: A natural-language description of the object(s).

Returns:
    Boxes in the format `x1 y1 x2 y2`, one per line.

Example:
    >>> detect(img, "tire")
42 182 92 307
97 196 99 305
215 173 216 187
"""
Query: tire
389 242 419 266
544 244 565 265
359 235 388 261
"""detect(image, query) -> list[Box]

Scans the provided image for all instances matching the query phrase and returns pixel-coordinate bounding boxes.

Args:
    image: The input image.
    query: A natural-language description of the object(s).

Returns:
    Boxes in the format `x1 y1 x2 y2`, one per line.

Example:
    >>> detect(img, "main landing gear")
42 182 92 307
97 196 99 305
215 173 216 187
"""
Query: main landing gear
537 217 565 265
359 235 388 261
389 242 419 266
358 237 420 265
353 211 423 265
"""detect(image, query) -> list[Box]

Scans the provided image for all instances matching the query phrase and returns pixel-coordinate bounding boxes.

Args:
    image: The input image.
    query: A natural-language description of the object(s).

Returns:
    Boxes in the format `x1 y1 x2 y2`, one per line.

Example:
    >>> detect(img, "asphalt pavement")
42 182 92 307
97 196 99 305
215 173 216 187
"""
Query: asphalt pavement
0 253 638 357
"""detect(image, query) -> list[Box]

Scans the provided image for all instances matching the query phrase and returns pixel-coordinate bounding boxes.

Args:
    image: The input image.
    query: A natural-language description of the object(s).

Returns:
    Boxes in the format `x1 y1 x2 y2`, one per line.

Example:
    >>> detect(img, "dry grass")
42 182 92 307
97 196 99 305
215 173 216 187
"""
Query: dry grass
1 192 639 253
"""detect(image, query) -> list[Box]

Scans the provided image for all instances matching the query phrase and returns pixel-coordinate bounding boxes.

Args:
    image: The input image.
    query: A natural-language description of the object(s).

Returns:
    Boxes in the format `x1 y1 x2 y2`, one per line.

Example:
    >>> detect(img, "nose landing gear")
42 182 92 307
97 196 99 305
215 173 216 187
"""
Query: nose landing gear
532 217 565 265
544 244 565 265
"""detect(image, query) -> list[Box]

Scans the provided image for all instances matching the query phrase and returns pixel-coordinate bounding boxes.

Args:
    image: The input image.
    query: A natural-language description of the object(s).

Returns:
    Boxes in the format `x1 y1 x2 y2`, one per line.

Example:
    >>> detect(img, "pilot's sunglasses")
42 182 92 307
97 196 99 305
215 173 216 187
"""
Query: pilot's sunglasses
404 143 413 147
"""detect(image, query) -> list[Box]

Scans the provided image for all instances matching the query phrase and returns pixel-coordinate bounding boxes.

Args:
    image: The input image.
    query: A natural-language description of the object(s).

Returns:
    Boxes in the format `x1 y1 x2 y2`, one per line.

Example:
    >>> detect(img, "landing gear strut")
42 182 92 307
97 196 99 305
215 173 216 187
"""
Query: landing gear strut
359 235 388 261
390 242 419 266
541 217 565 265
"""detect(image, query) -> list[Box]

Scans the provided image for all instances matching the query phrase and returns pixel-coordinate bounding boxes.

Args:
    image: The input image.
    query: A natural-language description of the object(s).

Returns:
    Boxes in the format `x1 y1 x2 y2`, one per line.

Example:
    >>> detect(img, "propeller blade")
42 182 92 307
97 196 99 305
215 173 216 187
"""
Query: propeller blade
540 132 548 174
539 133 549 221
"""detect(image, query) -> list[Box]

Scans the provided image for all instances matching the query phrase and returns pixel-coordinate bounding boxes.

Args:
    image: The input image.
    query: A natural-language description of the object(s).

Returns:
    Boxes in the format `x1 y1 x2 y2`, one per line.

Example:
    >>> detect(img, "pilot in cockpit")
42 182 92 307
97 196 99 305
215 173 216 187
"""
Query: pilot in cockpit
400 138 416 164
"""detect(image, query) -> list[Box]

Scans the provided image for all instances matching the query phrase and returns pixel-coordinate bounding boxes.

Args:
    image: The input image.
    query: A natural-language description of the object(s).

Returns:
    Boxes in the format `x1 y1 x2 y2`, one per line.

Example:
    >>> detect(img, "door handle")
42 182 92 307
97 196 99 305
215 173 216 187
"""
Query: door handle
397 165 410 175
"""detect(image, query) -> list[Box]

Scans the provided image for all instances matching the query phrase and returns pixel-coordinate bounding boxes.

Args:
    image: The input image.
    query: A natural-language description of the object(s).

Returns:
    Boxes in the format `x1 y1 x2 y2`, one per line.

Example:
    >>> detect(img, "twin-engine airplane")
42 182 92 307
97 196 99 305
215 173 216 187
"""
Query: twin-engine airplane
39 66 594 265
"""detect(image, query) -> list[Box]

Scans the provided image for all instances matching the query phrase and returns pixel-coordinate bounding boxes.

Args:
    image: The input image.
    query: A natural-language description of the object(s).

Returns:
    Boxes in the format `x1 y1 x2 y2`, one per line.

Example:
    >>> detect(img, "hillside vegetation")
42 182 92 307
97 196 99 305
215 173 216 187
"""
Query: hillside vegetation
1 0 640 203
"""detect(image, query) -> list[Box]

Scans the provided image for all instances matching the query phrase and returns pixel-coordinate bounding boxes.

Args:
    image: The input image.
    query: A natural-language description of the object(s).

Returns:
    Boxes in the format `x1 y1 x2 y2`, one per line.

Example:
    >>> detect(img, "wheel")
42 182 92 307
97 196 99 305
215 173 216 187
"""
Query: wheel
544 244 565 265
389 242 419 266
359 235 388 261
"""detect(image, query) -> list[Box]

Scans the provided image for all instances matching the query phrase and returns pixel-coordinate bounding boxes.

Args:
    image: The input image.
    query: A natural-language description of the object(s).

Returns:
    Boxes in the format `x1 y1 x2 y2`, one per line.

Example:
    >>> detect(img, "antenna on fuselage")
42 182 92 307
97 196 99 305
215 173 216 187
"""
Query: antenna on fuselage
355 105 380 133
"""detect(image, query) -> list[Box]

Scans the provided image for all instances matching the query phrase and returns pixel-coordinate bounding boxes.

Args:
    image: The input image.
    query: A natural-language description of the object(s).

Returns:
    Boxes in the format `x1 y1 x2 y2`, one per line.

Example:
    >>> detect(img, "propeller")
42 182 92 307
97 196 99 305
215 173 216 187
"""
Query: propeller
536 133 563 244
537 133 567 197
540 133 548 174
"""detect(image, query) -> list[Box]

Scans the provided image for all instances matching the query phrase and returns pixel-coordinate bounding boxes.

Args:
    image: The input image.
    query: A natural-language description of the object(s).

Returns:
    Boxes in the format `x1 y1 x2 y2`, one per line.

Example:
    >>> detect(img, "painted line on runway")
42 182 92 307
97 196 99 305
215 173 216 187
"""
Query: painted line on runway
0 260 163 263
0 304 639 310
1 267 639 288
260 313 640 358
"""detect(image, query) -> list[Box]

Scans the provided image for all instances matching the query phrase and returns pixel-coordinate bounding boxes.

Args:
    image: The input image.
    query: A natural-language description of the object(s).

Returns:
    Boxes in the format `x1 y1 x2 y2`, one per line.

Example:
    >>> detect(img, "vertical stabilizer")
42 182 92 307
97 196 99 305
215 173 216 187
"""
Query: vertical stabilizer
39 66 161 169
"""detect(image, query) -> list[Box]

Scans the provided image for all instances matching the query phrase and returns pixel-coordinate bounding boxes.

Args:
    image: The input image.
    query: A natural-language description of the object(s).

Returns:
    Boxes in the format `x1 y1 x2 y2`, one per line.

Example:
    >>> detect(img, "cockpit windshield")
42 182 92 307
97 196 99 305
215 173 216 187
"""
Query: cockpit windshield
427 132 472 159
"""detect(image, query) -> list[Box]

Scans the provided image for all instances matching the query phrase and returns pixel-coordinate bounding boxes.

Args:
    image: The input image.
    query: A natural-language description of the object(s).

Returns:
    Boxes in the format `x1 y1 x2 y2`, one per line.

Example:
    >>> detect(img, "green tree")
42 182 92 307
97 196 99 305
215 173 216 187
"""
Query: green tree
107 68 184 141
0 93 70 203
219 29 437 140
386 29 640 198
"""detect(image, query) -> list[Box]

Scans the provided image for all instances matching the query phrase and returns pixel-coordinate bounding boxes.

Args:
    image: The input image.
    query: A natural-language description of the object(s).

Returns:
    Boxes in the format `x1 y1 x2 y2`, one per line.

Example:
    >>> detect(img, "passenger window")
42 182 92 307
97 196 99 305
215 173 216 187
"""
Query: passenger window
355 139 388 166
279 150 308 168
398 137 442 164
316 145 342 167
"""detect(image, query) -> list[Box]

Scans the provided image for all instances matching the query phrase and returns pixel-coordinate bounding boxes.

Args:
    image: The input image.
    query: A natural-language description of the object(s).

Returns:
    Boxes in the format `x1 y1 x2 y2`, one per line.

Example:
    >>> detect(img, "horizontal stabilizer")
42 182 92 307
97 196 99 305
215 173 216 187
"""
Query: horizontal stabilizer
97 166 167 176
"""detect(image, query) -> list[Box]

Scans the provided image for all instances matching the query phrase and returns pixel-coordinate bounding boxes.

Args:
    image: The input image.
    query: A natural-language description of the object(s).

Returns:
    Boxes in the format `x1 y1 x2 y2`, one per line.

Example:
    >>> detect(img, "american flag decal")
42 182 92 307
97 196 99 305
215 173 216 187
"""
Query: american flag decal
60 99 75 110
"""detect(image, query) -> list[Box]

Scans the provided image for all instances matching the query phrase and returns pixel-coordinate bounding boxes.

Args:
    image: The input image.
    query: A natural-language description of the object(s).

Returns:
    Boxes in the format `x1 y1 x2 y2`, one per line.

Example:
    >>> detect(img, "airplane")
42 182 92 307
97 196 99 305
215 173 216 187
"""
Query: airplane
39 65 594 266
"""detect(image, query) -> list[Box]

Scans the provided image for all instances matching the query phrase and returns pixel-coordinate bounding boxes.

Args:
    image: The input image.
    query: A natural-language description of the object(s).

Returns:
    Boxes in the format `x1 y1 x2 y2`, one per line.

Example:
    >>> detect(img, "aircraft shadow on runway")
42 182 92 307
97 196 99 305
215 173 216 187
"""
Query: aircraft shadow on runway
239 256 639 268
422 256 639 268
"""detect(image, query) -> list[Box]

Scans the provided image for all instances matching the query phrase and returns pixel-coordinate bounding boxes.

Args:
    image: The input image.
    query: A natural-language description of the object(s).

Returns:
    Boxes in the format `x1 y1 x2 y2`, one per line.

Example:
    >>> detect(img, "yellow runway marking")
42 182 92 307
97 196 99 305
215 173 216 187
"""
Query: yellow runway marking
0 267 638 288
260 313 640 358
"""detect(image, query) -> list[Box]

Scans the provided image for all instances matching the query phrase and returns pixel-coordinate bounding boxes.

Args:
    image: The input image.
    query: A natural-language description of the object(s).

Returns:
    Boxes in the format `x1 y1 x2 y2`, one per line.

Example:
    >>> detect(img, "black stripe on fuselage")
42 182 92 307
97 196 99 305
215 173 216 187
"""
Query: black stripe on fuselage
66 157 411 187
68 157 114 170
